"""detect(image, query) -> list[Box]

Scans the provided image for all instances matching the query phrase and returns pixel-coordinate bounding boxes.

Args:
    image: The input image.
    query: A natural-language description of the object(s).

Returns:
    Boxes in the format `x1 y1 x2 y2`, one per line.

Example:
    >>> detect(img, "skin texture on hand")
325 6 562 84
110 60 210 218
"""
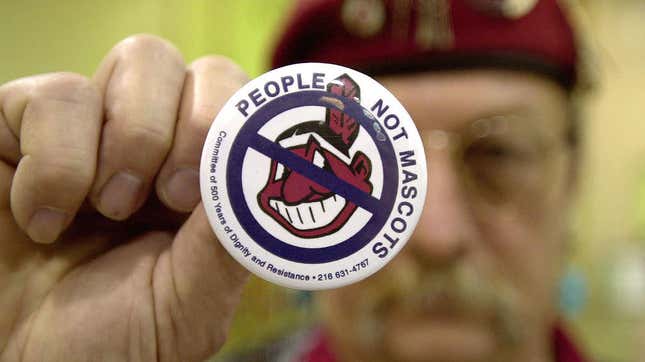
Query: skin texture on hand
0 35 249 362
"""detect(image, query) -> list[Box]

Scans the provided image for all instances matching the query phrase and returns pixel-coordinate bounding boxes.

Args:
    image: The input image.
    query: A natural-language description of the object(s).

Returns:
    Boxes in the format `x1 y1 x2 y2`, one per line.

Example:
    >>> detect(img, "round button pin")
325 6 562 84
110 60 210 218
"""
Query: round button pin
200 63 427 290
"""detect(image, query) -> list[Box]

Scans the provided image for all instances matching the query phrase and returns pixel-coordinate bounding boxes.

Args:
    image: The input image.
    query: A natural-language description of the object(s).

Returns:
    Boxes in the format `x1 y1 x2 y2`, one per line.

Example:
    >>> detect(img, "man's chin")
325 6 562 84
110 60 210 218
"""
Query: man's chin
382 317 497 362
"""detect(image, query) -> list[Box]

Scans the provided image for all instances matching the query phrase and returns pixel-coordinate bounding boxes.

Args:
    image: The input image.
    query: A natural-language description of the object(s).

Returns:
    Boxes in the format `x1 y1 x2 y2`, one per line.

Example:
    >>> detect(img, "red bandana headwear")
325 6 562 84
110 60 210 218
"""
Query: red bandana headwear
271 0 579 89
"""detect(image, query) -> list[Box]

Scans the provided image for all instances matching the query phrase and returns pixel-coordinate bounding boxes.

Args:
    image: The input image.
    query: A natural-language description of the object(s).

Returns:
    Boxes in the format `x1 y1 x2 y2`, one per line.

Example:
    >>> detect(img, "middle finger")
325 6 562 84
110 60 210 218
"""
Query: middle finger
91 35 186 220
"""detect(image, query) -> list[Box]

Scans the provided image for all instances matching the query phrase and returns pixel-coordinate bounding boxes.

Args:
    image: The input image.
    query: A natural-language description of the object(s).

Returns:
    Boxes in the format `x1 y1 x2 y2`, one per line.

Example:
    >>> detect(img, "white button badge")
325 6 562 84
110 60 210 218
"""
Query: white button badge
200 63 427 290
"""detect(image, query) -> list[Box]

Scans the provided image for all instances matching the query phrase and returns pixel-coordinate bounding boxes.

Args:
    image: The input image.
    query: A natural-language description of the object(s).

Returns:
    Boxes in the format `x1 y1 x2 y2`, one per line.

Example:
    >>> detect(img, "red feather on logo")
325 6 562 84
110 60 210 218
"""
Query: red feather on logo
325 74 361 148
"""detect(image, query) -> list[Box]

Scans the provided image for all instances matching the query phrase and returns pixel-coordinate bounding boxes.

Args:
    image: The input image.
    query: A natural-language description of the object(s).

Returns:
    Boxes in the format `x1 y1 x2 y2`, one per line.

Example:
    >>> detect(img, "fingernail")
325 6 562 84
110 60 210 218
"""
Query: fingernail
164 168 200 212
28 207 68 244
98 171 143 220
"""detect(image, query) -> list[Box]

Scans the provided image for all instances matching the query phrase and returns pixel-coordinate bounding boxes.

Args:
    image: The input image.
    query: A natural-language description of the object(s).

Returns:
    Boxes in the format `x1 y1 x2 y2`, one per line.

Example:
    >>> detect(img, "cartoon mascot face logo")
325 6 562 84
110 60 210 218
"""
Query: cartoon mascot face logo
257 74 373 238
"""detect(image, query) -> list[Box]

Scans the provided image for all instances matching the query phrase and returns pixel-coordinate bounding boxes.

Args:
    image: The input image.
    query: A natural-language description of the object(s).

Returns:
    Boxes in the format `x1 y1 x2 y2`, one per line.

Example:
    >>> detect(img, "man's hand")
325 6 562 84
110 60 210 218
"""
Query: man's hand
0 35 249 362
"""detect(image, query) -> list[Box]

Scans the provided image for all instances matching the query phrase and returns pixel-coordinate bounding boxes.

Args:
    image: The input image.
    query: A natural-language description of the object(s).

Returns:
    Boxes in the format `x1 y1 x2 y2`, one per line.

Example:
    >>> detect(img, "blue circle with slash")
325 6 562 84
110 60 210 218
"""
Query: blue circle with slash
227 90 398 263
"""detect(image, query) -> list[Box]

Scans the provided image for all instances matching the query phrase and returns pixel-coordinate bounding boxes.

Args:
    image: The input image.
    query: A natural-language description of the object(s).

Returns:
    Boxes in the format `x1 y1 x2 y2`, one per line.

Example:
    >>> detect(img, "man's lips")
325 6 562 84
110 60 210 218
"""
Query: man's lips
268 194 346 230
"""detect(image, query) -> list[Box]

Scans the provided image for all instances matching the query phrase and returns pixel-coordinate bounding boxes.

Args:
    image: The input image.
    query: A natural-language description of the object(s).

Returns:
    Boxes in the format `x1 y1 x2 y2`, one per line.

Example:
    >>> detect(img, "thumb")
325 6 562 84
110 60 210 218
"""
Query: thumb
154 203 249 361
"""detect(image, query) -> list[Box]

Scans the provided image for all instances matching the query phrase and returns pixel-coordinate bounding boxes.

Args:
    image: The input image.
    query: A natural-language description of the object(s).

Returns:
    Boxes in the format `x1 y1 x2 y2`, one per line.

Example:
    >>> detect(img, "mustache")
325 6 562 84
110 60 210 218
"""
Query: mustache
353 262 523 347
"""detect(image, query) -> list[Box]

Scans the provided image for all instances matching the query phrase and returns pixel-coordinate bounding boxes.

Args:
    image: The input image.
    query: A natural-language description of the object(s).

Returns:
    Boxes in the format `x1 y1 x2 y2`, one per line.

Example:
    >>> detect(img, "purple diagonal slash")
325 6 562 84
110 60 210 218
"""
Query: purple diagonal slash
247 133 382 214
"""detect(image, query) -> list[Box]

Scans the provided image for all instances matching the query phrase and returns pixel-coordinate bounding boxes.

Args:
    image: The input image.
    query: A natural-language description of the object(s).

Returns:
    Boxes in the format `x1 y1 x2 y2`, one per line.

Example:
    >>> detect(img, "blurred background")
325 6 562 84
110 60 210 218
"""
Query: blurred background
1 1 644 361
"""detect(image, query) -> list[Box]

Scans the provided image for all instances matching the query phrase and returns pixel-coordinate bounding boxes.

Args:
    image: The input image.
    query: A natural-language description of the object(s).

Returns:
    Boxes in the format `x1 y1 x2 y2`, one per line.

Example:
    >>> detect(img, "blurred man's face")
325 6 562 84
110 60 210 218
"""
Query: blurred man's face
318 70 575 362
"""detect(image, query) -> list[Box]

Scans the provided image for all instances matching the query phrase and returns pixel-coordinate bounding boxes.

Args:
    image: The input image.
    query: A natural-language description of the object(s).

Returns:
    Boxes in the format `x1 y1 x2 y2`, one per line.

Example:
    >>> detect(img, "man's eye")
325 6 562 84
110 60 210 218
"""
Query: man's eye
465 142 532 163
461 140 546 203
313 150 326 168
476 144 514 159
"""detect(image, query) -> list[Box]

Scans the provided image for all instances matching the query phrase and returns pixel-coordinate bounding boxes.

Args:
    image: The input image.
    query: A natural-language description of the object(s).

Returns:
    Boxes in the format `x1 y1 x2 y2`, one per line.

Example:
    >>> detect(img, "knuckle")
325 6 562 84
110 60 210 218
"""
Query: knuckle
33 153 94 191
190 55 246 78
190 56 249 87
120 122 173 152
185 105 215 134
35 72 101 105
117 34 184 65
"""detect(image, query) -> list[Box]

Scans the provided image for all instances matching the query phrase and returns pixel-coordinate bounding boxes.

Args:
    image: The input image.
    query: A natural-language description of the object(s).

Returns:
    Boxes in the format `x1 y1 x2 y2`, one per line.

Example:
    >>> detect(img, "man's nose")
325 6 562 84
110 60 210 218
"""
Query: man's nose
410 139 474 265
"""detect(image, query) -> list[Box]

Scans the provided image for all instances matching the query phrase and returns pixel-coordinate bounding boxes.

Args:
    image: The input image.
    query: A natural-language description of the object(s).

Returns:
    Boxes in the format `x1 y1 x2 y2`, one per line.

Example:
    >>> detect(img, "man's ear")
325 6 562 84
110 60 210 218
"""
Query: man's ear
351 151 371 179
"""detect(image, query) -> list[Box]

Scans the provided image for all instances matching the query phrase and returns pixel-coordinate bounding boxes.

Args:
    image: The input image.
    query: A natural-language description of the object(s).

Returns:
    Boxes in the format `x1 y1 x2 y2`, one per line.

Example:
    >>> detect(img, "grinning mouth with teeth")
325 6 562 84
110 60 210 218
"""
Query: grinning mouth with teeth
268 194 347 231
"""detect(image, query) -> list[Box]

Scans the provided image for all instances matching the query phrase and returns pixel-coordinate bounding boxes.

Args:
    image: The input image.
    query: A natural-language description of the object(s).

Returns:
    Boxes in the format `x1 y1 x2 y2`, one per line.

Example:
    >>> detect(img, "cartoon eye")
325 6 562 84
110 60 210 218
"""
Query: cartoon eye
313 150 326 168
274 163 285 180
